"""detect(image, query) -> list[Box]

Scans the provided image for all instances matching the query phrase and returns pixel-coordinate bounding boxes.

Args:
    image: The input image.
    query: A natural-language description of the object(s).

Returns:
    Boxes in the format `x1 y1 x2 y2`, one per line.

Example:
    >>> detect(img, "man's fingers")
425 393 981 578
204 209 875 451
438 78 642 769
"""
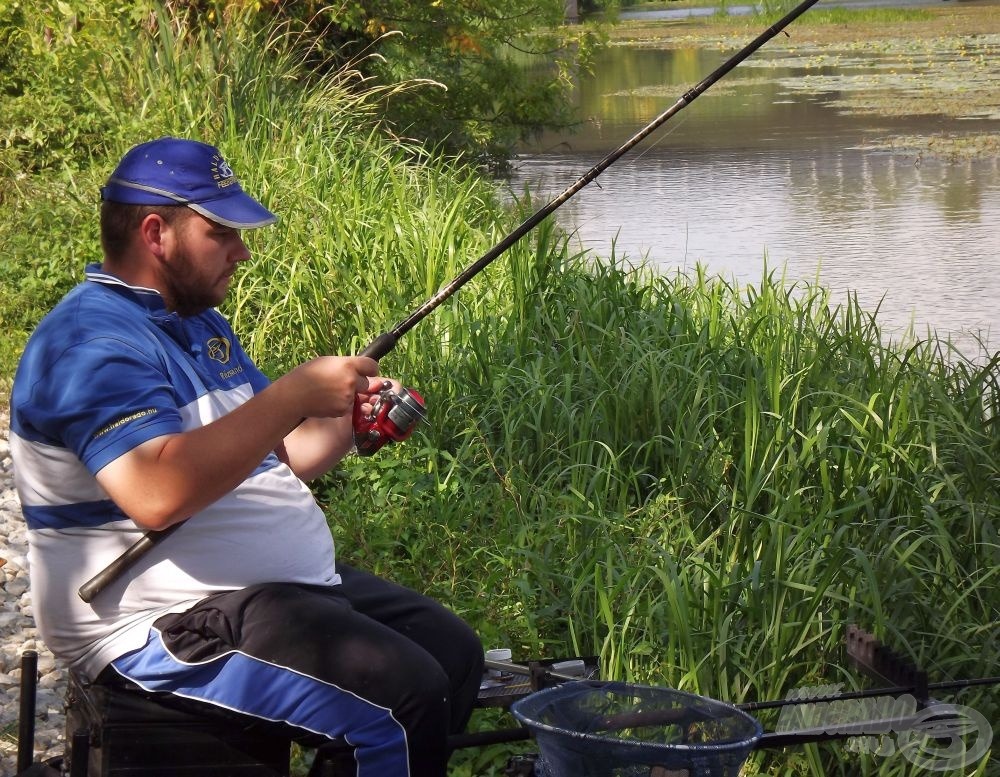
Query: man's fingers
363 376 392 394
355 356 380 376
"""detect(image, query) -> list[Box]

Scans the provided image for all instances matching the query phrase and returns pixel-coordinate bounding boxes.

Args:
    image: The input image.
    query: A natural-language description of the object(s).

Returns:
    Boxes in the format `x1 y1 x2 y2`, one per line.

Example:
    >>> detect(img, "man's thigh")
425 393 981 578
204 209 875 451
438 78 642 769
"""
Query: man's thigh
107 582 449 738
158 580 451 701
334 564 484 732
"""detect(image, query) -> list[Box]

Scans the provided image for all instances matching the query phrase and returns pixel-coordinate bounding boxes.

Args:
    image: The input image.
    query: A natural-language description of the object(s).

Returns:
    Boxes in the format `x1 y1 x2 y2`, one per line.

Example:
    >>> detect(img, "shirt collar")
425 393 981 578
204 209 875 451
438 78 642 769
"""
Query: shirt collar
84 264 206 355
85 263 167 314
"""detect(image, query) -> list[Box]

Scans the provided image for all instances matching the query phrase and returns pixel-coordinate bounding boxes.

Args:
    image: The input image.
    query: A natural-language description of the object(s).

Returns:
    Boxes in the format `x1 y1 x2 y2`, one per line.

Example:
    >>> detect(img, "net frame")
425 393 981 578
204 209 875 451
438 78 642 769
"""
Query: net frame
511 680 763 777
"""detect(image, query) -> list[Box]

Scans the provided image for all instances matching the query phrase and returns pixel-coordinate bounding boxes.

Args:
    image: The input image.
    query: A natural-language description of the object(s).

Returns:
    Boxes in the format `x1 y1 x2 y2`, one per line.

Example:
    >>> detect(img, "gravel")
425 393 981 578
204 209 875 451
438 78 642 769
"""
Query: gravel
0 409 68 774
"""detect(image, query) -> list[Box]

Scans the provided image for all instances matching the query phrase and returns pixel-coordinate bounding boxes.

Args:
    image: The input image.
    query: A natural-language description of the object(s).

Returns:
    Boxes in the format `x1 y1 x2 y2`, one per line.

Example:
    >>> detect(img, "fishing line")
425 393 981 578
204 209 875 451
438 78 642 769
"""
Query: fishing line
622 103 692 166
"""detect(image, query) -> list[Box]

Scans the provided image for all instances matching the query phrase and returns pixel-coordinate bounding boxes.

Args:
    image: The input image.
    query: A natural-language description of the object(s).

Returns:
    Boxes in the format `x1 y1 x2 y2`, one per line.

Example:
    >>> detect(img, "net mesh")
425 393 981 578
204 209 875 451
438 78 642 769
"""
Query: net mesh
510 681 762 777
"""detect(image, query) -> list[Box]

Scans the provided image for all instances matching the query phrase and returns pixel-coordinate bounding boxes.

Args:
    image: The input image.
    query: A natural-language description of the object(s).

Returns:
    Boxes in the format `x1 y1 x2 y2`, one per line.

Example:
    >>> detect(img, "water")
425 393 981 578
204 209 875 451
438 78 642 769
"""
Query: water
507 26 1000 358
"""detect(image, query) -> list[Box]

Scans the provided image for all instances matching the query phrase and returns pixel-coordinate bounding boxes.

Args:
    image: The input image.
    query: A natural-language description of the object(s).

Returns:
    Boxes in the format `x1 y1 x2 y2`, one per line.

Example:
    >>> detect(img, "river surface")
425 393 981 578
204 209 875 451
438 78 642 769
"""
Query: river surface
507 13 1000 358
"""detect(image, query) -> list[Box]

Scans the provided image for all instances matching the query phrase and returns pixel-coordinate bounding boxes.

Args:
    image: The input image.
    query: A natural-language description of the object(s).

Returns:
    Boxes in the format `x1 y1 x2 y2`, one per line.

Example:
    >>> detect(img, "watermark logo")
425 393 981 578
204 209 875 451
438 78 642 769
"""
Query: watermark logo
775 684 993 771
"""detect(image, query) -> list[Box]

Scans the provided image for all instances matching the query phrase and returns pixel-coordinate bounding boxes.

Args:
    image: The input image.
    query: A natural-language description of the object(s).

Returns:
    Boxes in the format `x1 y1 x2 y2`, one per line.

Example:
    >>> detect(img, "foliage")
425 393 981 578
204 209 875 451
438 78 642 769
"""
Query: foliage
0 1 146 176
140 0 602 168
0 0 602 174
284 0 603 166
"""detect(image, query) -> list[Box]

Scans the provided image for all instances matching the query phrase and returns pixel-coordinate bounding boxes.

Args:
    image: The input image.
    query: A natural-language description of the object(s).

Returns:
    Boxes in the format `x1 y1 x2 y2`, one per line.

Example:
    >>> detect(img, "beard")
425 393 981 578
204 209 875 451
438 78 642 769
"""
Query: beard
162 240 230 317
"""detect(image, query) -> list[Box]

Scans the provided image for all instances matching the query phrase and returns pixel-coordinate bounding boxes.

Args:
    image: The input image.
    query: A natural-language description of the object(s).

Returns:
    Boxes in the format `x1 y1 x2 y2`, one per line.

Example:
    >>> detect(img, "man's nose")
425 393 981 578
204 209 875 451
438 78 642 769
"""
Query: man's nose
233 235 251 263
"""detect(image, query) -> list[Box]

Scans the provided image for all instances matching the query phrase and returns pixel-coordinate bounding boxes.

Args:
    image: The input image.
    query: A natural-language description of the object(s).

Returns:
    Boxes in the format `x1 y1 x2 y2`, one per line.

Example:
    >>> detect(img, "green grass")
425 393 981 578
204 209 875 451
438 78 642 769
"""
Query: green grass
2 6 996 776
788 7 934 25
321 252 1000 776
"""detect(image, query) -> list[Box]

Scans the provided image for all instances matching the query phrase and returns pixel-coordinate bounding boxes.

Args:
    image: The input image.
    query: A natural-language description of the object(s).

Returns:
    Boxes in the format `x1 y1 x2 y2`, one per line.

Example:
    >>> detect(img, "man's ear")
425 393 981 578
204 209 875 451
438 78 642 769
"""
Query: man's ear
138 213 170 259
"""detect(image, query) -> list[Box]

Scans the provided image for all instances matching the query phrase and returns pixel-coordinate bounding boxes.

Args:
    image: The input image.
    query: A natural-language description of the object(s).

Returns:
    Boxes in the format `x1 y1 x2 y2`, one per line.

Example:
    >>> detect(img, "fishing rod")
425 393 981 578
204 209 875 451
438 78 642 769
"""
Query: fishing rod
79 0 824 604
359 0 823 360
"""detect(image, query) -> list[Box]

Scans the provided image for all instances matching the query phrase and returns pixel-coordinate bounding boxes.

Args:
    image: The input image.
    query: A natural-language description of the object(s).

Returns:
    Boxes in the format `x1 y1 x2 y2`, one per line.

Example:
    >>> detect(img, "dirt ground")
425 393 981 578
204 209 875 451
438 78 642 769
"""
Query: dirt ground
606 6 1000 159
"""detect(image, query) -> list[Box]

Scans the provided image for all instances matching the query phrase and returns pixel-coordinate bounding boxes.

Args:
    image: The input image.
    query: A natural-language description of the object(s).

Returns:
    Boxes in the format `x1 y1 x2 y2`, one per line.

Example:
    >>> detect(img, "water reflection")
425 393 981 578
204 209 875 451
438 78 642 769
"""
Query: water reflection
509 43 1000 357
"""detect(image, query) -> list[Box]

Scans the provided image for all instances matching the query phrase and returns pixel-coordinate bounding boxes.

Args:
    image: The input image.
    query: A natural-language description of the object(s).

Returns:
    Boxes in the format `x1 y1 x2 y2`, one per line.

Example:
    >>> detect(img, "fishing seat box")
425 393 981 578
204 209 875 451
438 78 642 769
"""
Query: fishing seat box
64 670 292 776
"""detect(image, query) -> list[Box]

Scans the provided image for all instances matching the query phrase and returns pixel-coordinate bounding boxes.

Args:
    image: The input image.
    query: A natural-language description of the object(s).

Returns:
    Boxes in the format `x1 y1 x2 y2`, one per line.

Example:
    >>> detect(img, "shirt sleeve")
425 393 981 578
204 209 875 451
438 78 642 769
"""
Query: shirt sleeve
26 335 185 475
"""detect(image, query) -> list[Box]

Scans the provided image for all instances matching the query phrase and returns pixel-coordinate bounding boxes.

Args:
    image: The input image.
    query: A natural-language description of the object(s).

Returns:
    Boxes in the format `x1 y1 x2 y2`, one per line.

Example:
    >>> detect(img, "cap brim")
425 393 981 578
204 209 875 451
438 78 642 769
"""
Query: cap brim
188 192 278 230
102 178 278 230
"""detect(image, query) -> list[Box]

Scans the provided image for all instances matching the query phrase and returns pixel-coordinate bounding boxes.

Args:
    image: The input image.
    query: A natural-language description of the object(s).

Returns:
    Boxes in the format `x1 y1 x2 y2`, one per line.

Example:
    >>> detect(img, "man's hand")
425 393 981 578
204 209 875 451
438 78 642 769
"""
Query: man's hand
281 356 381 419
353 377 404 419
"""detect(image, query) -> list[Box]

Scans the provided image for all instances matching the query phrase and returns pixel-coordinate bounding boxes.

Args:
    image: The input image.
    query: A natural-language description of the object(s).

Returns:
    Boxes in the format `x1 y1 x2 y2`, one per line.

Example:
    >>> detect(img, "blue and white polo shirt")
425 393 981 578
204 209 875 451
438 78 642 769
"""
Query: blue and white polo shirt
10 265 338 678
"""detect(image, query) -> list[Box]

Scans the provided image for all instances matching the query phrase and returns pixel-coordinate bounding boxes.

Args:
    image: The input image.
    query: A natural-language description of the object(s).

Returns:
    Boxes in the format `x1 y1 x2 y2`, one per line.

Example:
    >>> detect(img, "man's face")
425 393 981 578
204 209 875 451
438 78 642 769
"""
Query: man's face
161 212 250 316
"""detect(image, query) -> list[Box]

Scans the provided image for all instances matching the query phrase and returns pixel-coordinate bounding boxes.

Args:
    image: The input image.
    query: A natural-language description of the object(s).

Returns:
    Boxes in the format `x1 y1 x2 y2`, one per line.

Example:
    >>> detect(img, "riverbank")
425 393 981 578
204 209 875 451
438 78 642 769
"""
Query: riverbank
606 5 1000 159
607 5 1000 46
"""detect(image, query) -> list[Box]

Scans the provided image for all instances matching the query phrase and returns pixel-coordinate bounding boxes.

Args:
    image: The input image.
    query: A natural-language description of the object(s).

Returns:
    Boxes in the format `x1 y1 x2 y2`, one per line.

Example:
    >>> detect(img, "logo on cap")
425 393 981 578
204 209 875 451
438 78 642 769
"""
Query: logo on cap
212 154 237 189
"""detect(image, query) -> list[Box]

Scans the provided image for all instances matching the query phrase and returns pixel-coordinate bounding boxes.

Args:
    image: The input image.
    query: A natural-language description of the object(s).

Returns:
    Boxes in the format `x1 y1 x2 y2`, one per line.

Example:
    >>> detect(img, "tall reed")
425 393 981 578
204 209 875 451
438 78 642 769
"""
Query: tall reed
328 245 998 775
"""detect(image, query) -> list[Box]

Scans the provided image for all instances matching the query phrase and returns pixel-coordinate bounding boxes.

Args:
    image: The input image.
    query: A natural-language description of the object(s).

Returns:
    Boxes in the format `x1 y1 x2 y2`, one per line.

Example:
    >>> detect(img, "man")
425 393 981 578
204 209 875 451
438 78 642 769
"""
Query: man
10 137 484 776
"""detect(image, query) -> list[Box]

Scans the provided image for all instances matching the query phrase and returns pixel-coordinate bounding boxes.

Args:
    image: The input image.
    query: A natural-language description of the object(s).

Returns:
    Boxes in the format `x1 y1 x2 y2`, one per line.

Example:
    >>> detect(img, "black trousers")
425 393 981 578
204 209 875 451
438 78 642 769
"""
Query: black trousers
103 565 484 777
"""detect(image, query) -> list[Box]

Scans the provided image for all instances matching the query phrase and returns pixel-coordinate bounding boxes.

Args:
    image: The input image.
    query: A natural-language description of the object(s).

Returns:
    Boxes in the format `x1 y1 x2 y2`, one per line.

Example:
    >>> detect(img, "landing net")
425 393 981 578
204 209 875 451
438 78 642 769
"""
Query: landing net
510 680 762 777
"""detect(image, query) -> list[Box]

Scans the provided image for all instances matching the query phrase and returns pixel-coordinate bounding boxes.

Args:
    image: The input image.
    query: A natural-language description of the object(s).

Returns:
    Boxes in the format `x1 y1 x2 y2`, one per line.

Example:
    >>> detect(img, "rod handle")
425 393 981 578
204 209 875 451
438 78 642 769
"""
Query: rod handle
78 526 179 603
359 332 398 360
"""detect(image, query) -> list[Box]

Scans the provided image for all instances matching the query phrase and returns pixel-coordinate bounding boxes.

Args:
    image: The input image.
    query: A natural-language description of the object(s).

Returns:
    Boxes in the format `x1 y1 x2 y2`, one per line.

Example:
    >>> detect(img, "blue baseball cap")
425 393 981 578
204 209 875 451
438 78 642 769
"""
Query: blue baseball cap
100 137 277 229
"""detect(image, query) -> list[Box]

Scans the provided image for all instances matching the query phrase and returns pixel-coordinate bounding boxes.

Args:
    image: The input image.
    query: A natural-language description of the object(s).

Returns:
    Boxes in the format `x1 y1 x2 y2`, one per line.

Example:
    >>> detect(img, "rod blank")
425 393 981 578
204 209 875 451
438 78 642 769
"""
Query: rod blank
360 0 824 359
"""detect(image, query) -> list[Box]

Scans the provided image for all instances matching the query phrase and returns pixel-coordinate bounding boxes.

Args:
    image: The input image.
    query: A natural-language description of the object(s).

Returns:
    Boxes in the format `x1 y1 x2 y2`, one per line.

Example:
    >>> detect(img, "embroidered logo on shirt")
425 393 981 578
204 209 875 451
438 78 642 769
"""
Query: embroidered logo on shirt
206 337 231 364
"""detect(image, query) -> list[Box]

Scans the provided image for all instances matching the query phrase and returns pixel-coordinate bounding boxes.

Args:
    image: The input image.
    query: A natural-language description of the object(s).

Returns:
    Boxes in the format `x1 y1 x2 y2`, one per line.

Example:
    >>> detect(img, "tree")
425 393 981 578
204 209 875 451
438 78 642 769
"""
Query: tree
257 0 601 167
0 0 602 169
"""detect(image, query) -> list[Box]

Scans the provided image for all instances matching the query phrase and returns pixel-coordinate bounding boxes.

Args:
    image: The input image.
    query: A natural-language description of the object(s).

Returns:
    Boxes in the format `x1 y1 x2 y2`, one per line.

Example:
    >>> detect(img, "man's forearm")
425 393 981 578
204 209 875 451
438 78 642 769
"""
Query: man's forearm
282 415 355 482
96 379 317 529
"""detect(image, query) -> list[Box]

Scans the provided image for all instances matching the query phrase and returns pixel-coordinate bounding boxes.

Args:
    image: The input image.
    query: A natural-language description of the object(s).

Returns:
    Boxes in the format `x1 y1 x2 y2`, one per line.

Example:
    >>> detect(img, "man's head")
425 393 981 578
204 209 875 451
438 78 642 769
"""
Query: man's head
99 137 277 315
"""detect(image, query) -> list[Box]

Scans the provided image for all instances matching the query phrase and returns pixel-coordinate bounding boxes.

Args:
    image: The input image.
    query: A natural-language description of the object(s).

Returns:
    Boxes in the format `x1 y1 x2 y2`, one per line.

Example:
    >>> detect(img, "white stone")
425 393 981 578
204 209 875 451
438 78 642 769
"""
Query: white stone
0 612 20 630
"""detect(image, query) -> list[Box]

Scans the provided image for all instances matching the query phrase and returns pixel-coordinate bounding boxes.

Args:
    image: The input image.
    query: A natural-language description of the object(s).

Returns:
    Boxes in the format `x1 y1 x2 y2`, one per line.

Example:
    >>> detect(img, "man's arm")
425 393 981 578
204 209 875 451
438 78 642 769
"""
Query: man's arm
95 355 380 530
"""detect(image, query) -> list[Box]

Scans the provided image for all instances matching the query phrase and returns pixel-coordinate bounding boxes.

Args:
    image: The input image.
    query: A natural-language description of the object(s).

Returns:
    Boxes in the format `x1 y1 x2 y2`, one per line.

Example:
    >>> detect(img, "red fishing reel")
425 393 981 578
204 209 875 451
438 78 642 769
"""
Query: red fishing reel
352 382 427 456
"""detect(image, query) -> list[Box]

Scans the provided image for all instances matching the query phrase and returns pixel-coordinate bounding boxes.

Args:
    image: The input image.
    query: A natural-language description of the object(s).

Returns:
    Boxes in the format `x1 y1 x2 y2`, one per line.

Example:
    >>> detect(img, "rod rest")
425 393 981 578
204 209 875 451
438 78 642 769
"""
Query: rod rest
846 624 930 704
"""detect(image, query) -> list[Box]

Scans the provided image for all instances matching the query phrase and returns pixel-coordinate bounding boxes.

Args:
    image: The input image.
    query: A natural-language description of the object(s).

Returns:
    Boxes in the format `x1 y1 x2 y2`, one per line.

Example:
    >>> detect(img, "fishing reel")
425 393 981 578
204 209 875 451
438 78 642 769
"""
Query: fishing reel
352 381 427 456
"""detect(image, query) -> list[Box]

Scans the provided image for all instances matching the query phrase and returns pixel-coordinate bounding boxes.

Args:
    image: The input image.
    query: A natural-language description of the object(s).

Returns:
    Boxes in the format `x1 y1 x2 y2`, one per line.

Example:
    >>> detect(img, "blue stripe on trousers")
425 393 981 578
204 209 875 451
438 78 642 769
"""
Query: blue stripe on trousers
111 628 410 776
